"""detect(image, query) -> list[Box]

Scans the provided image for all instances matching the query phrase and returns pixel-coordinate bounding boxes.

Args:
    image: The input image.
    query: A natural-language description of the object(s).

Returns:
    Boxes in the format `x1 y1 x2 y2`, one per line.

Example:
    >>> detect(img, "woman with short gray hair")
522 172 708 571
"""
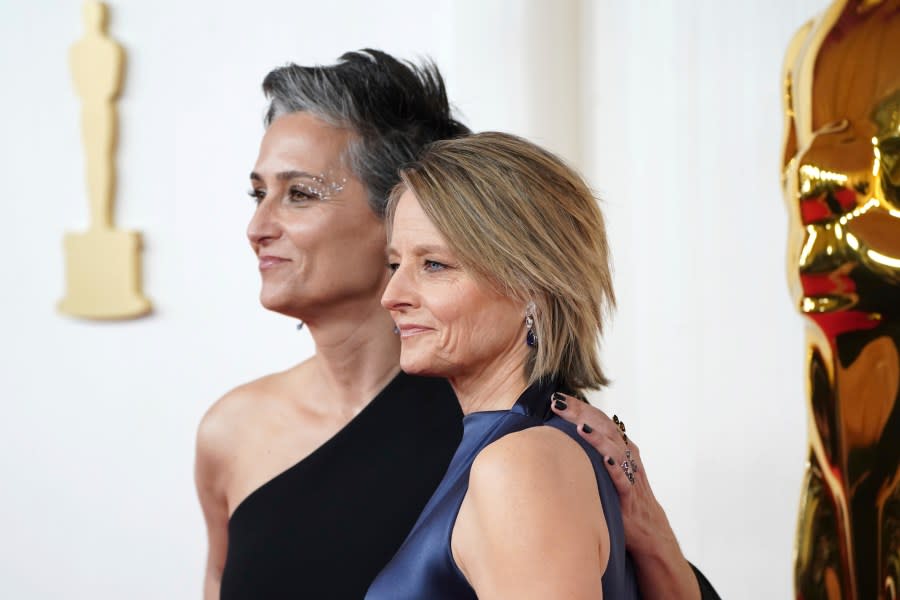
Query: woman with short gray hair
196 50 470 599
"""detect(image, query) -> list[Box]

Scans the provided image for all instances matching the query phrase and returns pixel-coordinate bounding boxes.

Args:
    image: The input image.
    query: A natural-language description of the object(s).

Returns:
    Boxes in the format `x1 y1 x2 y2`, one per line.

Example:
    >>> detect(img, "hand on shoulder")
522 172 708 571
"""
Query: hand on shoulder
549 394 706 600
453 427 609 600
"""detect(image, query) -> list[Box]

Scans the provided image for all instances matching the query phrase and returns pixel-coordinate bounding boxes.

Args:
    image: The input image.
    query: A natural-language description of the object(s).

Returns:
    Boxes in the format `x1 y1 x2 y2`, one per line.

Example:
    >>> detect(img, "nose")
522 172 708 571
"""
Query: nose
247 196 282 250
381 262 416 313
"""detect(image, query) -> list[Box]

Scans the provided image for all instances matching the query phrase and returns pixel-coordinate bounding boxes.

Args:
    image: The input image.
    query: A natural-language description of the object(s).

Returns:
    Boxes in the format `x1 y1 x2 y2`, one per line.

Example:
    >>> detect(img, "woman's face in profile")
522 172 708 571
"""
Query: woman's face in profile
382 190 527 380
247 112 389 318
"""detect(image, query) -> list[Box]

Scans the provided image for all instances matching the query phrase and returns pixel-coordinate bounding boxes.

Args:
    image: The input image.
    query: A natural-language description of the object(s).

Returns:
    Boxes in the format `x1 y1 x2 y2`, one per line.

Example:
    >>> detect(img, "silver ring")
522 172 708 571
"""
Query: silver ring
625 449 639 475
620 459 635 485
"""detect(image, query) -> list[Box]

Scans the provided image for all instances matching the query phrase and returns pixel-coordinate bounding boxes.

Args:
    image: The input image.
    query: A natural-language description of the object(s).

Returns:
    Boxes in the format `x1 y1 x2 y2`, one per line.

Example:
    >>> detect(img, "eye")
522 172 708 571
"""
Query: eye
424 260 447 272
387 262 399 273
248 188 265 205
289 186 318 202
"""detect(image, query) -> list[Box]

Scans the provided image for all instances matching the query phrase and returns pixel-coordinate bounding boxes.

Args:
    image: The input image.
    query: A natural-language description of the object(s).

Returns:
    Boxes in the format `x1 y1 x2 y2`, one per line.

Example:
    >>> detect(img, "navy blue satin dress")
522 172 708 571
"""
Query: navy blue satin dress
366 379 641 599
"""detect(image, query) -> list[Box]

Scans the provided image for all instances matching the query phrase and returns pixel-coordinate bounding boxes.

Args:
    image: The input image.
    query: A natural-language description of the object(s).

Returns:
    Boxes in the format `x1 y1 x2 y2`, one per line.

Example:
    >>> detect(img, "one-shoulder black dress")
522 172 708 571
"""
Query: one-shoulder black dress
219 372 463 600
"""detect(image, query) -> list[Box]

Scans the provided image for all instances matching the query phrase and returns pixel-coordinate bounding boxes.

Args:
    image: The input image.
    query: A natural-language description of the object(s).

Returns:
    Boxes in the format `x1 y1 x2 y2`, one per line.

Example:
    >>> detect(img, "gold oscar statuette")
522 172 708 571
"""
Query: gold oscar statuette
782 1 900 598
59 1 151 320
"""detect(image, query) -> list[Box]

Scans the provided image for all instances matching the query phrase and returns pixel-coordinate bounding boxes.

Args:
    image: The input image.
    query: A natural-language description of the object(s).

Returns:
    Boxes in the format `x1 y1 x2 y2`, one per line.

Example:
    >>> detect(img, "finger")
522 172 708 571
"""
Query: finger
625 436 640 455
549 392 621 442
603 451 637 497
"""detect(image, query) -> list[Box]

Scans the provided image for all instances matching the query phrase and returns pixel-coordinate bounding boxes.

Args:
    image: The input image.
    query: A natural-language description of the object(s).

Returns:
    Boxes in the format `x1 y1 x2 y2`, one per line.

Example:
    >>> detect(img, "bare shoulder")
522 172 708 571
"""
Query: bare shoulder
195 360 314 470
456 426 609 598
466 425 604 527
470 425 592 494
197 373 276 448
193 364 317 585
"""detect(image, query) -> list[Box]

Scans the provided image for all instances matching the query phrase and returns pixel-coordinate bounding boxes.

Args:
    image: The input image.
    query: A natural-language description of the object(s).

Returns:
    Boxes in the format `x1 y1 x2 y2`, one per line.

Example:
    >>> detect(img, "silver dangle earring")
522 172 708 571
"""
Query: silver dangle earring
525 301 537 347
525 314 537 347
393 324 400 335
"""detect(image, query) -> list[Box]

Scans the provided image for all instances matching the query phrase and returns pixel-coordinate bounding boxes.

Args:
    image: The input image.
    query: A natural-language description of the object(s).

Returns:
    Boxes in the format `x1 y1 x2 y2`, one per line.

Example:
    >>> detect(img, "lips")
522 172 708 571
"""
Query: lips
396 324 434 338
258 255 290 270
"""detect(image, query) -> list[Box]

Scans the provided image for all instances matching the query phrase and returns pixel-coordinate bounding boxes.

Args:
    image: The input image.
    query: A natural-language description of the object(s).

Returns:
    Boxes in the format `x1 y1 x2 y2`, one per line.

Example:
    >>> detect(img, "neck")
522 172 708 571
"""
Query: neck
449 349 530 415
303 295 401 415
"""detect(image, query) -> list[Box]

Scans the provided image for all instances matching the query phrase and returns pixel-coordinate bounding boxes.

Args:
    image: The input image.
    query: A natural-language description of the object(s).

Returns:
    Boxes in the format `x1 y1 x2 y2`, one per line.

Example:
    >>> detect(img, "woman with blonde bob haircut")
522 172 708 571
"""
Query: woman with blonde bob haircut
367 131 640 599
391 132 614 392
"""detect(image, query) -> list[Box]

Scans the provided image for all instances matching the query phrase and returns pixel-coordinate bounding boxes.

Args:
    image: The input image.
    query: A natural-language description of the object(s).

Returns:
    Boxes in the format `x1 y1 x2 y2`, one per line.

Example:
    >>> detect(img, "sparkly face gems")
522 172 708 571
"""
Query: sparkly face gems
249 169 348 206
289 170 348 203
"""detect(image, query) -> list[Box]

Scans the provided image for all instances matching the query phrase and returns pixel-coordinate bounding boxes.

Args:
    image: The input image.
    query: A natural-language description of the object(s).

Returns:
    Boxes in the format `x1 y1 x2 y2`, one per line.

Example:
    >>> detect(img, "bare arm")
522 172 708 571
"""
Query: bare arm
453 427 608 600
194 406 232 600
551 393 707 600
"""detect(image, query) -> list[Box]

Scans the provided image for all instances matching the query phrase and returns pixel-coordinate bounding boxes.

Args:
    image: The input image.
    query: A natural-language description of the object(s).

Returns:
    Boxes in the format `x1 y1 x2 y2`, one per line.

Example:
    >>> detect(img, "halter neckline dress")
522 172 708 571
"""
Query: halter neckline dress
365 378 640 599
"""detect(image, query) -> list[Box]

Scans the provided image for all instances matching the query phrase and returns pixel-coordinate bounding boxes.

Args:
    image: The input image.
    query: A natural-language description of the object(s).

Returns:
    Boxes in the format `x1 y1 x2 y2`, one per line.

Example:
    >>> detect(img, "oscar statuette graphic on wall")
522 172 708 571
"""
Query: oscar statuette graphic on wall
782 1 900 598
59 1 151 319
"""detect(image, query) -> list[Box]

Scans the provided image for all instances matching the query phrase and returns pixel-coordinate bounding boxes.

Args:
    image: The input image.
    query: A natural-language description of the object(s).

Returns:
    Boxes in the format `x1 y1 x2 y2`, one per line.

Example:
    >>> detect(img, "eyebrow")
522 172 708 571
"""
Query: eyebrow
249 170 324 183
386 243 449 257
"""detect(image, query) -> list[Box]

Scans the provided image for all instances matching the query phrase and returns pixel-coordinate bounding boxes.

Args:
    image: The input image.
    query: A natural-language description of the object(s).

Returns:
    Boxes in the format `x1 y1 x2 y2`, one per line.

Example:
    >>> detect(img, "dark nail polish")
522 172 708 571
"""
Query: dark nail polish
607 457 615 466
553 396 568 411
582 424 593 434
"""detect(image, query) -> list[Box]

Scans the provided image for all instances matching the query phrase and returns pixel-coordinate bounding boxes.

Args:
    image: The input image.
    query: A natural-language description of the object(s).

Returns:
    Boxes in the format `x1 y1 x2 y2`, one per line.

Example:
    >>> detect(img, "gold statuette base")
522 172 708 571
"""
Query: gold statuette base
58 228 151 320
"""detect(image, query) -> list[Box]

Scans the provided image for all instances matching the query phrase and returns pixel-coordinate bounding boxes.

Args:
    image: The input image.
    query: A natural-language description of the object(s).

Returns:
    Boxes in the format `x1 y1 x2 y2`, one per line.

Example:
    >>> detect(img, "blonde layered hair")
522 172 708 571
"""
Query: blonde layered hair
387 132 615 394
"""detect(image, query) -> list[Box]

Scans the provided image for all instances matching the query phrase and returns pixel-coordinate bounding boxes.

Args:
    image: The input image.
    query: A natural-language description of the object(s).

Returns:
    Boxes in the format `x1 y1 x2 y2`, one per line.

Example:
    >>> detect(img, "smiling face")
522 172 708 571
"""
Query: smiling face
247 111 390 320
381 190 528 380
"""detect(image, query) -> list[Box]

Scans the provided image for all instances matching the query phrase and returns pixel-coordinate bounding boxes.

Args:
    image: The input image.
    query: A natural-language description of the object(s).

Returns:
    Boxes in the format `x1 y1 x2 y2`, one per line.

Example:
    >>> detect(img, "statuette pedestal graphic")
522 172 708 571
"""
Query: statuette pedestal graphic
59 0 150 320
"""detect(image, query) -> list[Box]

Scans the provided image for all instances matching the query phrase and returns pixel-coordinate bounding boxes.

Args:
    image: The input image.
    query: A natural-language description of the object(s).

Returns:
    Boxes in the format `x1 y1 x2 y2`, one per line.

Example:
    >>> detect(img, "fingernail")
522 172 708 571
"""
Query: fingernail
582 424 593 434
552 394 567 411
607 456 615 466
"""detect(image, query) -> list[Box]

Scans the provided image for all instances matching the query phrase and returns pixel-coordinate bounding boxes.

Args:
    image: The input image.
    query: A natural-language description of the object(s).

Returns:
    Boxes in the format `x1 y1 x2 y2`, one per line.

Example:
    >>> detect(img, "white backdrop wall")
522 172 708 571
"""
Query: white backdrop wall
0 1 829 598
